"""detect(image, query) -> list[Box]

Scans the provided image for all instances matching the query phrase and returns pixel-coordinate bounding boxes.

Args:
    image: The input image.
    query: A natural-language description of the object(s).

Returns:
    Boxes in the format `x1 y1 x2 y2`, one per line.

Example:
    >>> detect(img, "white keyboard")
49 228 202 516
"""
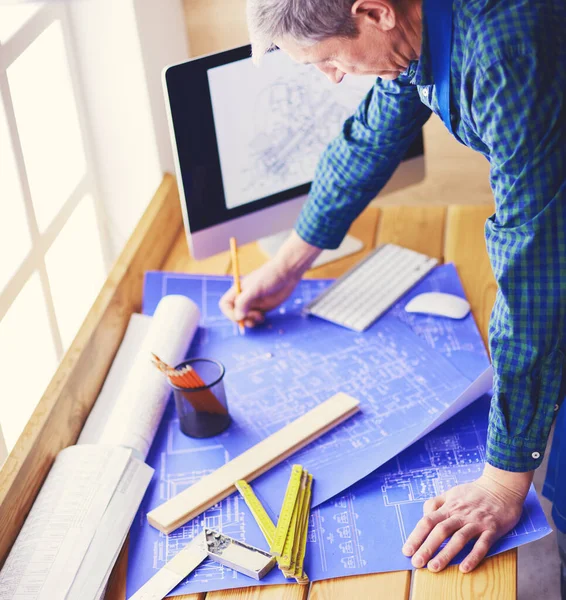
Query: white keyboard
305 244 438 332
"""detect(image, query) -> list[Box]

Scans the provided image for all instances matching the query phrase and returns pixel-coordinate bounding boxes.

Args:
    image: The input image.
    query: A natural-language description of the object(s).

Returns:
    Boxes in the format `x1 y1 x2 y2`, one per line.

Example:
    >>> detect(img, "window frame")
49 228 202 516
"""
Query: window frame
0 2 111 354
0 2 112 452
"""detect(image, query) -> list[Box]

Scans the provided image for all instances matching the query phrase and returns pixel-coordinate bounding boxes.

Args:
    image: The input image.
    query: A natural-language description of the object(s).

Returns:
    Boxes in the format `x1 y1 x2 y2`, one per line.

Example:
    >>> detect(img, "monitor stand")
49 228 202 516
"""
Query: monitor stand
257 231 364 269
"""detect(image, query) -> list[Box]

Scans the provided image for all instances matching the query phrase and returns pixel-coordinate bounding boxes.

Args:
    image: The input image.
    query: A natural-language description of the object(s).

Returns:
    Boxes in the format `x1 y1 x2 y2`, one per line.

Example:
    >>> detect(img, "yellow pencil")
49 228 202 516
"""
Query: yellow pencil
229 237 245 335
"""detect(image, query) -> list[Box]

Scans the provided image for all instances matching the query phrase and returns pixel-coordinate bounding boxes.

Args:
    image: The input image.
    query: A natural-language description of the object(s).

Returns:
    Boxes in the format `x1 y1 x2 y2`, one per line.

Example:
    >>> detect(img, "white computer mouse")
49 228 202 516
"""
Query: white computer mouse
404 292 471 319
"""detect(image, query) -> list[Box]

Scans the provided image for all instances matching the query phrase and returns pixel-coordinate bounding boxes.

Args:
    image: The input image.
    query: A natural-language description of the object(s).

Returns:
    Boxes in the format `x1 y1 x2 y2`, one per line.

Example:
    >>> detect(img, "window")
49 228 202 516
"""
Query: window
0 2 110 455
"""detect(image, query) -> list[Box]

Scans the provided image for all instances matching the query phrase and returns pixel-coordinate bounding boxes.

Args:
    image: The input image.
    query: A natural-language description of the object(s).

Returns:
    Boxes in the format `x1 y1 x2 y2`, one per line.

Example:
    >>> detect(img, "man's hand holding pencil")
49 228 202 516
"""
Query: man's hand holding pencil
229 237 246 334
221 232 320 328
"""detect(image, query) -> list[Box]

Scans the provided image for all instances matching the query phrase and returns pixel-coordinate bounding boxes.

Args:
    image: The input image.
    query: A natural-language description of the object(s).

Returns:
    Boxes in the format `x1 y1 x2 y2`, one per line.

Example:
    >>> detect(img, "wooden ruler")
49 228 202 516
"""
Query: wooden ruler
147 392 360 534
237 469 312 584
271 465 303 557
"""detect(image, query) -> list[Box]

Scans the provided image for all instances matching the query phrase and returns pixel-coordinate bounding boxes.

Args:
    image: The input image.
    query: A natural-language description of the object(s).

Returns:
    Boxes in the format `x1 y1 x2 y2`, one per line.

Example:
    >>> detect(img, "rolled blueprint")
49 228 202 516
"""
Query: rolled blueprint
97 294 200 460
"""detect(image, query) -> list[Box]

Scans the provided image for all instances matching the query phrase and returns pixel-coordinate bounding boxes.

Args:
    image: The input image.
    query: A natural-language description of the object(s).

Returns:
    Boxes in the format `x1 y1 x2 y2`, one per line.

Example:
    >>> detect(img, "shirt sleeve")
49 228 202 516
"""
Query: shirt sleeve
295 75 431 249
473 49 566 472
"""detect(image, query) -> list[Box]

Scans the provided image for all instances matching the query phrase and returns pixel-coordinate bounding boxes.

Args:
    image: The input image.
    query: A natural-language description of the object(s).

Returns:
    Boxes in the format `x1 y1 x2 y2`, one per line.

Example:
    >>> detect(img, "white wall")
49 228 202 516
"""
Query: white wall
0 423 7 466
66 0 189 258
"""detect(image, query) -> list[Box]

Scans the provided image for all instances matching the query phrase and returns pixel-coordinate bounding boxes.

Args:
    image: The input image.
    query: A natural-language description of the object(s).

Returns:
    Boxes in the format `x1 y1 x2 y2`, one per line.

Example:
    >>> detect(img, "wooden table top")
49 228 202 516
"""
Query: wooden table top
106 189 514 599
0 175 514 600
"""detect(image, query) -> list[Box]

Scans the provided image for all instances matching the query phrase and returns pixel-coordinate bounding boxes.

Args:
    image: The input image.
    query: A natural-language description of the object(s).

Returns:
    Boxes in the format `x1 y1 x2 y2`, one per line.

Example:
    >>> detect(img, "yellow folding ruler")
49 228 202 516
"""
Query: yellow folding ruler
236 464 312 585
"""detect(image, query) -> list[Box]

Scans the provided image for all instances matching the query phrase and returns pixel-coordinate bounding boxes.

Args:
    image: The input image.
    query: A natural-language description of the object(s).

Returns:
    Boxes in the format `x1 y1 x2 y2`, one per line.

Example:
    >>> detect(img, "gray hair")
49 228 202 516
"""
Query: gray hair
247 0 359 61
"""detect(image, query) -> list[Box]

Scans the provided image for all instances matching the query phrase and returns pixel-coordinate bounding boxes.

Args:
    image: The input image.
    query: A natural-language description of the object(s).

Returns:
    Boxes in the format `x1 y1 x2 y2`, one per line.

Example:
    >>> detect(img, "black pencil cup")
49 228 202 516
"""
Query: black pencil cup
170 358 231 438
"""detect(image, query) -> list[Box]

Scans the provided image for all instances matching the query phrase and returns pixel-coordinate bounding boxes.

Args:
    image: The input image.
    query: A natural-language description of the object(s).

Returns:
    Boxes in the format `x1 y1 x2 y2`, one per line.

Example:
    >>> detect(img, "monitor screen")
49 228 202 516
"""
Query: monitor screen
206 50 376 211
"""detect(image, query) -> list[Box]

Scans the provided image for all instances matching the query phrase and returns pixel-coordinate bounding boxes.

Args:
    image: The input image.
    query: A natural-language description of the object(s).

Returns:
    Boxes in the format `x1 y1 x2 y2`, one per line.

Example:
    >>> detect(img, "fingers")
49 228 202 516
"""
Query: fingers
459 530 498 573
220 286 266 325
233 287 259 321
219 286 238 320
410 515 463 568
404 514 498 573
423 494 445 515
402 479 514 574
402 509 448 558
243 310 265 328
426 524 481 572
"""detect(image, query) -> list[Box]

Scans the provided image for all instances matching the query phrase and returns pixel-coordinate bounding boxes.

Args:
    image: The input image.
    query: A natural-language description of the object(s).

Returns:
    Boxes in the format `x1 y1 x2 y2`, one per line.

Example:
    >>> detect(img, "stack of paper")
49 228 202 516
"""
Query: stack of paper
0 446 152 600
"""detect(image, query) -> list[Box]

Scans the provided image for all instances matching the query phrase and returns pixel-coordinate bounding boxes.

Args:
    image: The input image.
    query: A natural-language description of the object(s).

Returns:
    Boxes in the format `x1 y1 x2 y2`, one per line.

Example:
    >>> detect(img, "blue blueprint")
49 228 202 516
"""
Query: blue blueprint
126 394 550 597
127 399 289 598
126 266 550 597
389 263 489 381
305 395 550 578
142 266 489 513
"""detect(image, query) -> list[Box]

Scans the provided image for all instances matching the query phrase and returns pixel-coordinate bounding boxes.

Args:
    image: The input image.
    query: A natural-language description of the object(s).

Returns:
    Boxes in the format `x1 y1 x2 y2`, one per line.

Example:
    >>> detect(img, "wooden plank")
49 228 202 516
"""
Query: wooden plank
148 394 360 534
230 239 270 276
0 174 183 568
443 205 497 348
206 584 308 600
310 572 411 600
411 550 516 600
183 0 248 58
104 535 131 600
375 205 447 261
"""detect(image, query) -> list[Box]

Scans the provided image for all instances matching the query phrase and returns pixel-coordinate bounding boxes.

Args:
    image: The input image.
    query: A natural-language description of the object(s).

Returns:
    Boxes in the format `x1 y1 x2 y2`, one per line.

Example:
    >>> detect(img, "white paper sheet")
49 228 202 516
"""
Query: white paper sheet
97 295 200 459
78 313 152 446
66 456 154 600
415 365 493 441
207 50 375 209
0 446 132 600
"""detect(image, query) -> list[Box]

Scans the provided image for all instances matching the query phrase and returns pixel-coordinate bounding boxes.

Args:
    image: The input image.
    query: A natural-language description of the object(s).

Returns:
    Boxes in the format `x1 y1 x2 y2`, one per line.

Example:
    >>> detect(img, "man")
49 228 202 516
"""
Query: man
219 0 566 585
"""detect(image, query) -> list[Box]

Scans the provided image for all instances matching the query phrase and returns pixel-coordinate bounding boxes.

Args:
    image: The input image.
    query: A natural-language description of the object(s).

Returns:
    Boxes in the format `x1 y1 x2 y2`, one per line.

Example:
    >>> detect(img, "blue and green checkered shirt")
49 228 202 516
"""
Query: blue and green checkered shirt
295 0 566 473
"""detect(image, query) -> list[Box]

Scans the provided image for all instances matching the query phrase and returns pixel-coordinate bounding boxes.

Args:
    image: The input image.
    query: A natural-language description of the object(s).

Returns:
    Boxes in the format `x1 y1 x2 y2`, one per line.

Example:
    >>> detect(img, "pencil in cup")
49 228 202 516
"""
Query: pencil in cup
229 237 245 335
151 354 228 415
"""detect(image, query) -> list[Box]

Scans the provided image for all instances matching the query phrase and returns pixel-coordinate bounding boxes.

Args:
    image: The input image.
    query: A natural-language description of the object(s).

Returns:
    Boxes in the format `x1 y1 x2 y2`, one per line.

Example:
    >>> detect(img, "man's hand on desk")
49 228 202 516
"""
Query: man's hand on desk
402 463 534 573
219 231 322 327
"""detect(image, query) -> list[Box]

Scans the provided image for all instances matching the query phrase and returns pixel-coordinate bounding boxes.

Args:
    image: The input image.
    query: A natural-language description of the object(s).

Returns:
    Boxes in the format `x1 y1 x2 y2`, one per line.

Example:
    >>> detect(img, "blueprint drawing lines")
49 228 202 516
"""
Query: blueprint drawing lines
127 399 288 598
243 71 370 196
144 271 475 512
127 272 551 596
304 396 550 578
388 263 490 380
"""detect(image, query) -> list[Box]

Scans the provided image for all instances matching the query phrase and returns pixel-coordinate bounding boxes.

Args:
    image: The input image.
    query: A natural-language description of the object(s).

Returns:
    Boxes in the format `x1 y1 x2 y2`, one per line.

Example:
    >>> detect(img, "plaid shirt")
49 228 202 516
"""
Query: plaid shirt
295 0 566 472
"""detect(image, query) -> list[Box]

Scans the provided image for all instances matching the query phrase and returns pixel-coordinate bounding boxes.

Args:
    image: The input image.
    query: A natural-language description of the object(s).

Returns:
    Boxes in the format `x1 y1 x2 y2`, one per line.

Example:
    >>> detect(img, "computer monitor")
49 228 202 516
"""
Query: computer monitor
163 45 425 263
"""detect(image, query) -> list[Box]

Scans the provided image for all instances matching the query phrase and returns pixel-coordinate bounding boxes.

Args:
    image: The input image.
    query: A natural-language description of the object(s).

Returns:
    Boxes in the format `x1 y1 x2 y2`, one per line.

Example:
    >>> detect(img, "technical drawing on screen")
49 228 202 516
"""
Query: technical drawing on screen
207 51 376 209
164 45 425 260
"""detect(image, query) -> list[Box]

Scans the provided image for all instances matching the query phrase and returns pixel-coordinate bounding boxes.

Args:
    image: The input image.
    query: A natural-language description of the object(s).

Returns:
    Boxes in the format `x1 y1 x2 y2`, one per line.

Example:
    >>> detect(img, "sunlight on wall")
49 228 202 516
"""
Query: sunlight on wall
0 100 31 292
0 273 59 450
46 195 106 350
8 20 87 232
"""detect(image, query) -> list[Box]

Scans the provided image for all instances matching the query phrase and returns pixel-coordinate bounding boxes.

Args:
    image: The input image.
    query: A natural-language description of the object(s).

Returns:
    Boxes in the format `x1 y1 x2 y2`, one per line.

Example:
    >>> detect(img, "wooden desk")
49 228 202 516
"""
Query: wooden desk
0 174 514 599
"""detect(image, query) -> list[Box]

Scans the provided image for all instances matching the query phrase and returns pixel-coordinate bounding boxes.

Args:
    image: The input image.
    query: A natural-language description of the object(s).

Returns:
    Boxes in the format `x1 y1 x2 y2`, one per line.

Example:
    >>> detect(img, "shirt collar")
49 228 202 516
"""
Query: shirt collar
403 0 434 86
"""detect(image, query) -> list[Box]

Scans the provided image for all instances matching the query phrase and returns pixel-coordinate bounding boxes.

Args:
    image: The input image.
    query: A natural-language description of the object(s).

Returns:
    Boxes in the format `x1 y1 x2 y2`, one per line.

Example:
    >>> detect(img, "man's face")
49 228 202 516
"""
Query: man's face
275 2 420 83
